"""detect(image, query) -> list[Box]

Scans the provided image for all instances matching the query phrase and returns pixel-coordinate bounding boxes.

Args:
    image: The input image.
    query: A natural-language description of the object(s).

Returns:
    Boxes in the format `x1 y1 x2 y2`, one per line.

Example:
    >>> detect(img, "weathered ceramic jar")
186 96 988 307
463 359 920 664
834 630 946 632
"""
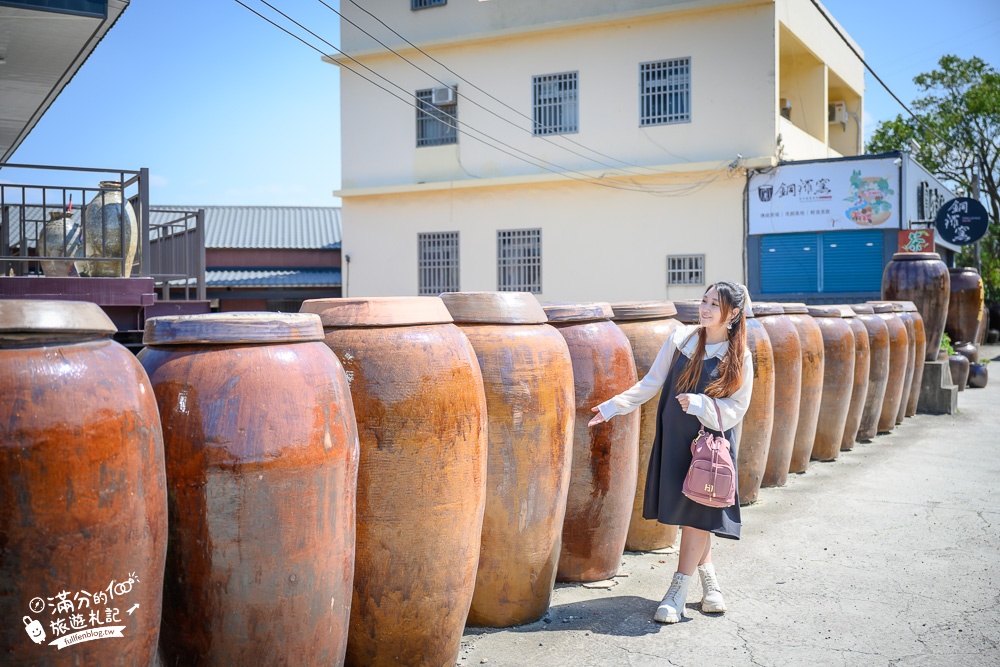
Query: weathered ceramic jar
881 252 949 362
806 306 855 462
946 267 985 345
826 306 870 451
84 181 138 277
949 353 970 391
300 297 488 667
672 299 701 325
543 303 639 583
736 305 775 505
953 340 978 363
968 362 988 388
753 303 801 488
37 211 83 277
609 301 682 552
142 312 359 667
897 302 927 418
976 304 989 345
0 300 167 665
867 302 909 433
782 304 824 474
851 304 890 442
871 301 915 426
440 292 574 628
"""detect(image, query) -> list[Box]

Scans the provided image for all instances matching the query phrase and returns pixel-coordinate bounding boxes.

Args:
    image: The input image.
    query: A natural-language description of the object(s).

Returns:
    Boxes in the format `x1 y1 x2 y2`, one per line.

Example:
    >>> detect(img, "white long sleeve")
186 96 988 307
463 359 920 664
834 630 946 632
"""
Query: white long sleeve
685 350 754 432
597 326 694 421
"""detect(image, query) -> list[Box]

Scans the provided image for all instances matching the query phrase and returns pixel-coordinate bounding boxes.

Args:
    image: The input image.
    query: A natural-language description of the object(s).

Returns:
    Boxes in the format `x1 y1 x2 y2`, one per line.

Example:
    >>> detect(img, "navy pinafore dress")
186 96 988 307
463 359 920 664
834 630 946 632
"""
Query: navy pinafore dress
642 351 742 539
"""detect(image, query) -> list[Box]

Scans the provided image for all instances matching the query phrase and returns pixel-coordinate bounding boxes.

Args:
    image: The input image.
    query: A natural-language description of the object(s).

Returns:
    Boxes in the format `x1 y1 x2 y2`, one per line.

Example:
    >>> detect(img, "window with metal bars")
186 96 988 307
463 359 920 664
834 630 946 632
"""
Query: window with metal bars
411 0 446 10
497 229 542 293
532 72 578 135
418 232 460 295
416 89 457 147
667 254 704 286
640 58 691 126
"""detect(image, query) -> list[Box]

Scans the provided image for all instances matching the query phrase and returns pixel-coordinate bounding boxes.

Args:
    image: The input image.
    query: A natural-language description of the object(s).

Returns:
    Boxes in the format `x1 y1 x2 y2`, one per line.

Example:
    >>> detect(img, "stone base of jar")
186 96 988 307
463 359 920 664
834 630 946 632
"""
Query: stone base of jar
915 360 958 415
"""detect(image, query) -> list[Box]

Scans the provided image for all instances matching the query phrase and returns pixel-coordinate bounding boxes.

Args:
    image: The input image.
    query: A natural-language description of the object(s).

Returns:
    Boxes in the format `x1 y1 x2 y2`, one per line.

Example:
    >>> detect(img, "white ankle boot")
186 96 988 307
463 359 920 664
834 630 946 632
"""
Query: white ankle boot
698 563 727 613
654 571 691 623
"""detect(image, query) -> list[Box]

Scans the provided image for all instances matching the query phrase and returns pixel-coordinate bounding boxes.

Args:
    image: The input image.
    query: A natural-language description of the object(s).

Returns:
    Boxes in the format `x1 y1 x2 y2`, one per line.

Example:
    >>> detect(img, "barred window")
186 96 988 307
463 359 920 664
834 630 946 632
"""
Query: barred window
532 72 578 135
640 58 691 126
418 232 460 295
667 254 704 286
497 229 542 293
412 0 446 9
416 89 457 147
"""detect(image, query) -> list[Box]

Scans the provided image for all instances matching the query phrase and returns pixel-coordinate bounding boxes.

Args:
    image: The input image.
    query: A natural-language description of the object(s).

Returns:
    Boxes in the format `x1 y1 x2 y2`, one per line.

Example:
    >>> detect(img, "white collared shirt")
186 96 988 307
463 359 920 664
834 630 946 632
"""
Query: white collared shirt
597 324 754 431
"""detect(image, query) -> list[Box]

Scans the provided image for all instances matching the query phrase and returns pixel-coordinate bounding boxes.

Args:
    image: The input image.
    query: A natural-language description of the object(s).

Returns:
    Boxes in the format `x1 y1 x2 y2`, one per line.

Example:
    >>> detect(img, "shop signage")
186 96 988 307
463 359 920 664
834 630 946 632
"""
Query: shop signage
749 157 900 234
898 229 934 253
934 197 989 245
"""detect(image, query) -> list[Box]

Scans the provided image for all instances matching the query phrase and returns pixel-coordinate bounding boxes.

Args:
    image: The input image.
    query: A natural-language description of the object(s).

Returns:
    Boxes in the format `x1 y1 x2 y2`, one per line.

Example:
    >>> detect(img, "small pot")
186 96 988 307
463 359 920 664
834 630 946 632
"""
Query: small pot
948 354 970 391
968 362 988 389
987 330 999 345
937 349 950 361
953 341 979 363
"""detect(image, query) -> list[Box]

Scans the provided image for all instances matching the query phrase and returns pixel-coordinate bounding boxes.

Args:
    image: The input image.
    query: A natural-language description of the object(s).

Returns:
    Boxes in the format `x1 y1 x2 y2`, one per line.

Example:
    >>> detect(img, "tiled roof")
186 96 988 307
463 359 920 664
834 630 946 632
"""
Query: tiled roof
150 206 341 250
205 269 342 288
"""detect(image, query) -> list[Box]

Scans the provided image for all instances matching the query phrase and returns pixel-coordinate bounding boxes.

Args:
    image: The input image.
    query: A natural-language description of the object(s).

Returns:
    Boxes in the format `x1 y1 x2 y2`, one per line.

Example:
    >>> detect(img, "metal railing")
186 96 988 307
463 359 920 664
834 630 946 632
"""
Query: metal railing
0 163 150 277
148 208 206 301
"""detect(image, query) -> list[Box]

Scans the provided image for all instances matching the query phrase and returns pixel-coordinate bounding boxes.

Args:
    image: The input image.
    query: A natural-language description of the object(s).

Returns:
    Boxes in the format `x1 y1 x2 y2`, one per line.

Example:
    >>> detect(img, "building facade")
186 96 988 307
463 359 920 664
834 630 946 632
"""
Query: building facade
335 0 864 301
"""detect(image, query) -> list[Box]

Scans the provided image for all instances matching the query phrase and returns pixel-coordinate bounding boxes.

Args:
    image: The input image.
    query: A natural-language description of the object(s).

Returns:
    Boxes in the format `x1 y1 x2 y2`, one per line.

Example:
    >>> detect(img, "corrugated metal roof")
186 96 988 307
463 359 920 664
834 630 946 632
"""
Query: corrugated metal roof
205 269 342 288
151 206 341 250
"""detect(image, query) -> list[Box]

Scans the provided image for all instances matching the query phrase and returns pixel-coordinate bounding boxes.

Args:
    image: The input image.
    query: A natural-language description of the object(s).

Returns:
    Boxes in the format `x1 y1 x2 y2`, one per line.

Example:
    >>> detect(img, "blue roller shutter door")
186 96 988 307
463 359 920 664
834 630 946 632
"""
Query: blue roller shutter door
821 230 883 292
760 230 882 293
760 233 819 293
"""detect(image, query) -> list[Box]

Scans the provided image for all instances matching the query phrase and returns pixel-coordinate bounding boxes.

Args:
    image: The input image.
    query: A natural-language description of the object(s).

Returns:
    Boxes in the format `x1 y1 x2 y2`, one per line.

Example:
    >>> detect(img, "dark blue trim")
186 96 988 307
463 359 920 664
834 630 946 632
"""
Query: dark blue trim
0 0 107 18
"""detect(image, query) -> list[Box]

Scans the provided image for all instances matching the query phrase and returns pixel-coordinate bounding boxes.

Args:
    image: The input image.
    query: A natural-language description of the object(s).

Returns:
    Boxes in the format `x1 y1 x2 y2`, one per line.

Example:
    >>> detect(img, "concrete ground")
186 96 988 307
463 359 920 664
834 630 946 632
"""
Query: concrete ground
460 345 1000 667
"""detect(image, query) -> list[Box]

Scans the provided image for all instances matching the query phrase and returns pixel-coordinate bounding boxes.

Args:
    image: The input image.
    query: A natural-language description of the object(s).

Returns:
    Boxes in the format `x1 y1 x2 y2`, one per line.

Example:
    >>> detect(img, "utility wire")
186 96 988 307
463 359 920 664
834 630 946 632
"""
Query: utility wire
344 0 694 176
232 0 699 195
321 0 687 180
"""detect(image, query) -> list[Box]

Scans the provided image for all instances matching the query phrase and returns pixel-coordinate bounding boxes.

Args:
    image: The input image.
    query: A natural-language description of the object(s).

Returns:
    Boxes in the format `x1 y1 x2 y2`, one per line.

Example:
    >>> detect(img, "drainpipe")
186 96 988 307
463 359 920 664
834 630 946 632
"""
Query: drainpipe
848 112 863 155
344 253 350 298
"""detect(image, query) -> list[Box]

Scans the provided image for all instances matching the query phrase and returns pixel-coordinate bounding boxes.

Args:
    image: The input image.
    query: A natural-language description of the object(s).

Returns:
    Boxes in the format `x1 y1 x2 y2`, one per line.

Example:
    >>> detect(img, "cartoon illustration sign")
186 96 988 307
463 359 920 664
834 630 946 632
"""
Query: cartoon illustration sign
749 157 901 234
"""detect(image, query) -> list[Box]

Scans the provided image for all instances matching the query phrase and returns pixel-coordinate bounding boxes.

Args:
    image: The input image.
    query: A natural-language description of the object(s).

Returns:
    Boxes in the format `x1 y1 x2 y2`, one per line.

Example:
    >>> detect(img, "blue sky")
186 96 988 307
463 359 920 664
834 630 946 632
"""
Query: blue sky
8 0 1000 207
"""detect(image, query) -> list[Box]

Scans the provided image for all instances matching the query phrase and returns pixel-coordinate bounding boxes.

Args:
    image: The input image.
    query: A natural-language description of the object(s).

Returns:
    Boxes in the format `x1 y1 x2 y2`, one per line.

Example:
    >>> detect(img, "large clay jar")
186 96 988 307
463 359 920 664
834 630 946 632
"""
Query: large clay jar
672 299 701 325
826 306 870 451
440 292 574 628
609 301 681 552
142 313 358 667
754 303 801 488
783 304 824 474
37 211 83 277
84 181 138 277
871 301 916 426
881 252 949 362
0 300 166 665
867 302 908 433
806 306 855 462
736 306 775 505
946 267 985 345
851 305 890 442
543 303 639 583
300 297 487 667
949 354 970 391
899 303 927 418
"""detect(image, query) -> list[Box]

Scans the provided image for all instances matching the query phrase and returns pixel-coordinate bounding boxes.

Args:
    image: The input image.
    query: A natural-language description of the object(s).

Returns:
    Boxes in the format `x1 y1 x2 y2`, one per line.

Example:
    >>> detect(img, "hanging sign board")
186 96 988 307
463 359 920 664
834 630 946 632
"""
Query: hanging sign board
749 157 900 234
934 197 989 245
898 229 934 253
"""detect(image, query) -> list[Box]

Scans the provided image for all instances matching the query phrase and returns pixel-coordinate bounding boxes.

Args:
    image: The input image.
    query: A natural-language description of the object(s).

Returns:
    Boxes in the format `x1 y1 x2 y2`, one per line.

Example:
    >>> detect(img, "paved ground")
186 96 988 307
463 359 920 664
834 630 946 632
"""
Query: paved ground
460 346 1000 667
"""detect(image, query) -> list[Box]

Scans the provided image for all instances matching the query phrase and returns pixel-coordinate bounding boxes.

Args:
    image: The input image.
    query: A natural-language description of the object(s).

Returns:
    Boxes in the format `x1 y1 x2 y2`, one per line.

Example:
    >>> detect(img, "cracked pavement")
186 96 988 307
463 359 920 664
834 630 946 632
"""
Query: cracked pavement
459 345 1000 667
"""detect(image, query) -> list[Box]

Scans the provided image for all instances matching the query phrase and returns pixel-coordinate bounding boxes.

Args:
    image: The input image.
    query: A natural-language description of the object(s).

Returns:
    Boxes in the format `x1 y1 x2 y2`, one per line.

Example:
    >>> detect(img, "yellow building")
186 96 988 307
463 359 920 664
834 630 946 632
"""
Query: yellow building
333 0 864 301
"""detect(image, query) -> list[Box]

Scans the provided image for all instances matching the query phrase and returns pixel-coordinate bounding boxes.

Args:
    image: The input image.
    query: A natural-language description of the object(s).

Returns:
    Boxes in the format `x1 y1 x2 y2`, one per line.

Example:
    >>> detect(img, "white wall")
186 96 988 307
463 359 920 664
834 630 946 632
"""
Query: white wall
343 175 746 301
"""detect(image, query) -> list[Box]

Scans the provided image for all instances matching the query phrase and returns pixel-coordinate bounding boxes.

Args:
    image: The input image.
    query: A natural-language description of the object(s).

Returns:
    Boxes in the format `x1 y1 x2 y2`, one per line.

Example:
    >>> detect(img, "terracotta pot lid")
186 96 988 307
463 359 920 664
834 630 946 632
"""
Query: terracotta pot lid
809 305 853 318
440 291 546 324
672 299 701 324
751 302 786 317
542 302 613 323
894 301 919 312
781 303 809 315
0 299 115 338
301 297 454 327
890 252 941 262
948 266 980 274
867 302 895 314
144 312 324 345
847 303 875 315
868 300 904 312
610 300 678 321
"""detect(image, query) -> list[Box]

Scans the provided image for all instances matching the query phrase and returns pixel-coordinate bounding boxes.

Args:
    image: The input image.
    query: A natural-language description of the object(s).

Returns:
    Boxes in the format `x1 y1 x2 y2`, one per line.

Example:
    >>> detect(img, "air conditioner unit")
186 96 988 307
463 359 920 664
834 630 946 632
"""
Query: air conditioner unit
432 86 457 106
828 101 847 124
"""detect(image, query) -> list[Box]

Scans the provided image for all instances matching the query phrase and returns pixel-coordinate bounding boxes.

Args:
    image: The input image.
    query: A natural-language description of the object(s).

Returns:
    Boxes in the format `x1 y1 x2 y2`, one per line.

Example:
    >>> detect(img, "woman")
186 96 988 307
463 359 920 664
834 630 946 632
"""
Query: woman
588 281 753 623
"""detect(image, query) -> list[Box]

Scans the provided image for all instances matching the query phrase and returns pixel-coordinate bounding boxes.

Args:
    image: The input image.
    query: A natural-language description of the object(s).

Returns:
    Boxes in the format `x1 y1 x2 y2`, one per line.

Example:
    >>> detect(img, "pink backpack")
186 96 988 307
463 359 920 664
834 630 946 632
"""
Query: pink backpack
682 398 736 508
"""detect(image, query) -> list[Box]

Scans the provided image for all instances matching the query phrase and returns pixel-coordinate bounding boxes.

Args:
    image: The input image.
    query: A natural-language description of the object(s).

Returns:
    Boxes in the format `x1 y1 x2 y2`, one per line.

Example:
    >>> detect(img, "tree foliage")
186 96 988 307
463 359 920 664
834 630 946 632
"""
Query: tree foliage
867 55 1000 301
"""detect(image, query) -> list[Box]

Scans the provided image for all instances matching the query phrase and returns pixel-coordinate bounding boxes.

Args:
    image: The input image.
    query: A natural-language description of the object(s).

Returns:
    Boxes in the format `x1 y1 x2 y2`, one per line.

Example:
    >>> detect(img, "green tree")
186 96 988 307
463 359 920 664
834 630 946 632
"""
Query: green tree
867 55 1000 301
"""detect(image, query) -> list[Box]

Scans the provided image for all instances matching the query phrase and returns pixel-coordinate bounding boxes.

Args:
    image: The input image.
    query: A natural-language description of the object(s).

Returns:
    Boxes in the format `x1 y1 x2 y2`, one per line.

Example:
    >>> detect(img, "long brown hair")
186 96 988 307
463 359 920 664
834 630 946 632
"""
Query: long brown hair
676 281 748 398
